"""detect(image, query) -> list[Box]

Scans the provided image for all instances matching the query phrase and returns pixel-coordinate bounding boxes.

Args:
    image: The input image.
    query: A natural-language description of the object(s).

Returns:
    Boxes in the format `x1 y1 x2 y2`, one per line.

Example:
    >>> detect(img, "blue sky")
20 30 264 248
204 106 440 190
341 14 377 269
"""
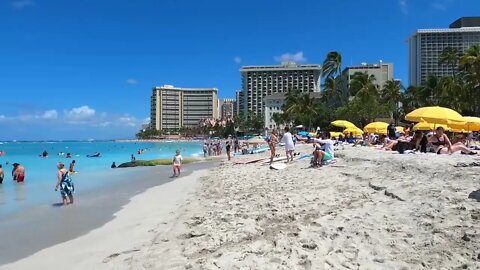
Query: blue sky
0 0 478 140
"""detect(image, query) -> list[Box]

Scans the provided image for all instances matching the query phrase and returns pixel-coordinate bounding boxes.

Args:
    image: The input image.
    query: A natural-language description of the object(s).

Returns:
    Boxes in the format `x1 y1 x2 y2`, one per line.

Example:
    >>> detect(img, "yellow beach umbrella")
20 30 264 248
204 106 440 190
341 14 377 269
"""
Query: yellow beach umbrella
449 116 480 132
329 132 343 138
363 122 389 134
395 126 404 133
413 122 450 131
331 120 357 129
343 127 364 137
405 106 465 125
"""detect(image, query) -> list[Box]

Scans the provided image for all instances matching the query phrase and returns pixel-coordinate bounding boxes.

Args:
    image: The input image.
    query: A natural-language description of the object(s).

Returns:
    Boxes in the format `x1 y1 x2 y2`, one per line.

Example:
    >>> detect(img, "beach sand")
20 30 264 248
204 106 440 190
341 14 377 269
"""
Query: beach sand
3 145 479 269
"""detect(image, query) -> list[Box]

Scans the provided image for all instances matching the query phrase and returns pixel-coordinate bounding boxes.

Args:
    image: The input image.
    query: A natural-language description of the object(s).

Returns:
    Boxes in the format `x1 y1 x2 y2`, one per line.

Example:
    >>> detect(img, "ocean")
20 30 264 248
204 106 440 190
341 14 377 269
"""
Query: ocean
0 140 203 218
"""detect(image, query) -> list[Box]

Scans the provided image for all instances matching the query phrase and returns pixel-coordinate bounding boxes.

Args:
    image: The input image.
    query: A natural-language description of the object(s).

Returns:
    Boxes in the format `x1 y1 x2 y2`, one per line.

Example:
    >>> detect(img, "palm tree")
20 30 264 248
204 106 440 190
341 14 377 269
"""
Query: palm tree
349 72 378 99
322 76 349 108
322 51 342 79
439 47 459 77
381 80 403 124
419 75 440 105
284 91 319 130
460 44 480 87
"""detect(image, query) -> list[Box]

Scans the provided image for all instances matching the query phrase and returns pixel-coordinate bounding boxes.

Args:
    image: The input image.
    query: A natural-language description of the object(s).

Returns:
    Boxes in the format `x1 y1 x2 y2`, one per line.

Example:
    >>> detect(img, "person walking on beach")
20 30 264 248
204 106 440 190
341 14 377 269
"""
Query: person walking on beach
54 162 74 206
226 136 232 161
269 130 278 164
13 163 25 182
234 138 239 153
280 127 295 163
172 149 183 177
0 165 4 184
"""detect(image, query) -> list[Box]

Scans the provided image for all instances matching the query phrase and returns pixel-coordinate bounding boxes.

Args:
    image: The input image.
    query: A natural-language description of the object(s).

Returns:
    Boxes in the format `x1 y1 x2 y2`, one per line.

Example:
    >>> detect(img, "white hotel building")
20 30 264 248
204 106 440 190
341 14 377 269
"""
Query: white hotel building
408 17 480 86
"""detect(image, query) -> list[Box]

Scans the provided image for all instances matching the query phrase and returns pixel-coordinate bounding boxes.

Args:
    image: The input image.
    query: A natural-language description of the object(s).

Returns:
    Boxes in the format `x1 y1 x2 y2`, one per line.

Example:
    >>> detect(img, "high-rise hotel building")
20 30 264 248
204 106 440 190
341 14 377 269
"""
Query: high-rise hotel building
150 85 218 130
219 98 235 120
408 17 480 86
239 62 321 116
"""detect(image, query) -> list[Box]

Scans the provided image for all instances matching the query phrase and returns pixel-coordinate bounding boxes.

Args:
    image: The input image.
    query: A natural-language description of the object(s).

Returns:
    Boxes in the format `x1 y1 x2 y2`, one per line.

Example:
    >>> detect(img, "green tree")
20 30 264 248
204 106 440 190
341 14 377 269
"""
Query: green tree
439 47 460 77
381 80 403 125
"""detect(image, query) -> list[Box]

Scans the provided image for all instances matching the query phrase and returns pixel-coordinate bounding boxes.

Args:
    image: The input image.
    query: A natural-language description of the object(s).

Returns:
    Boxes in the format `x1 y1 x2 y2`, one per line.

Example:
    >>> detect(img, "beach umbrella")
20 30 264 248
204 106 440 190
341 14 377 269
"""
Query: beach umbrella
405 106 465 125
448 116 480 132
331 120 357 128
343 127 364 136
395 126 404 133
329 131 344 138
363 122 388 134
413 122 450 131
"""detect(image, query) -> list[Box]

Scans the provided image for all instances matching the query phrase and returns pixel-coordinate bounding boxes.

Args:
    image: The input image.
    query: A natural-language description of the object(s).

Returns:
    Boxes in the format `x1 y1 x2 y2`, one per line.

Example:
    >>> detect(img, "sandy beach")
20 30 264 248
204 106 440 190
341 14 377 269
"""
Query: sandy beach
3 144 480 269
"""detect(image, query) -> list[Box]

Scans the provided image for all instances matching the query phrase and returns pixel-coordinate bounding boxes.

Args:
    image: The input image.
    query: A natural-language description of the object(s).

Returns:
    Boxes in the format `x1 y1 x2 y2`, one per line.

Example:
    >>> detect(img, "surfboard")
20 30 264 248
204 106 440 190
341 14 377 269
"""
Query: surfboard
235 157 269 164
270 163 288 170
261 156 288 164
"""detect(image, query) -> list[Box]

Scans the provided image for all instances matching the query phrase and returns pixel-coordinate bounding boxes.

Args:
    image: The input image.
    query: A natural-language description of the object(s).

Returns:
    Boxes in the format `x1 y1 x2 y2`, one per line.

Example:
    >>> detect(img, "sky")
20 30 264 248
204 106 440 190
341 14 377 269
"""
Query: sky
0 0 478 140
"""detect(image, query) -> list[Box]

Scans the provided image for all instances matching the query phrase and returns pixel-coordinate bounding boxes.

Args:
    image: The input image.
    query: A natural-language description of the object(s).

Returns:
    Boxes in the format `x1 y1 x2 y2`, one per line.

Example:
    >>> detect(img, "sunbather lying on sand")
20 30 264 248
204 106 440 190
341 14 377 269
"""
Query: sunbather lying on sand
428 127 476 155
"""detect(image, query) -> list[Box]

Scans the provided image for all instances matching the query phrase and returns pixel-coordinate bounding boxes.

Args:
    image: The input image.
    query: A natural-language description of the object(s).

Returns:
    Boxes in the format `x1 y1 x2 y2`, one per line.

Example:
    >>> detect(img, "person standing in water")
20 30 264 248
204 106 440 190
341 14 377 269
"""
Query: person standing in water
13 163 25 182
54 162 74 206
0 165 4 184
269 130 278 165
172 149 183 177
69 160 76 173
280 127 295 163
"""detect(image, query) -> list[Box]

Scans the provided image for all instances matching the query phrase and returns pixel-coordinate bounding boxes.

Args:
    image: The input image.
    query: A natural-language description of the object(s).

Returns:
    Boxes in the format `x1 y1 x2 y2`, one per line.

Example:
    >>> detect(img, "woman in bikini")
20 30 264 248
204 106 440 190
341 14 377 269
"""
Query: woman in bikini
428 127 476 155
269 130 278 165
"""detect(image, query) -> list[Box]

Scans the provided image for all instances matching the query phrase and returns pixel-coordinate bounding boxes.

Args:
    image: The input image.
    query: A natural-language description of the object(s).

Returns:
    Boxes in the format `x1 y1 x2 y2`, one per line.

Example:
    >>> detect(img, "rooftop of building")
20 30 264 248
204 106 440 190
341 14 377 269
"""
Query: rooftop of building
410 17 480 36
153 85 218 91
240 61 321 72
450 17 480 28
343 62 392 70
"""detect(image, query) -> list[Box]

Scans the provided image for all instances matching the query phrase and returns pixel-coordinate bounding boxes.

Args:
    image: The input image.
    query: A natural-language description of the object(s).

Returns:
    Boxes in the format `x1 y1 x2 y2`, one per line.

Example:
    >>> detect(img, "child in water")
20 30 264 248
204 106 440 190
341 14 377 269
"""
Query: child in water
172 149 183 177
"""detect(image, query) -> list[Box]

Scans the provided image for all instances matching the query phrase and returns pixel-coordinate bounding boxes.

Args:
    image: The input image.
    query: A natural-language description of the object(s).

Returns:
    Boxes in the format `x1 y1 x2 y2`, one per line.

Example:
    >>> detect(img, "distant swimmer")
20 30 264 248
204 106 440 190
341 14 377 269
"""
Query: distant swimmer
172 149 183 177
66 153 72 158
0 150 5 156
111 162 117 168
69 160 76 173
0 165 4 184
13 163 25 182
41 150 48 158
55 162 74 206
87 152 101 158
131 154 136 162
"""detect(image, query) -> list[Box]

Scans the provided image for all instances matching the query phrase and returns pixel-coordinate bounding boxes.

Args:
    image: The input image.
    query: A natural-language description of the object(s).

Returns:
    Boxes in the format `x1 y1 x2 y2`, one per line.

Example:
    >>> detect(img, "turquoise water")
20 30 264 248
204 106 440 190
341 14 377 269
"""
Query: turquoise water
0 141 203 217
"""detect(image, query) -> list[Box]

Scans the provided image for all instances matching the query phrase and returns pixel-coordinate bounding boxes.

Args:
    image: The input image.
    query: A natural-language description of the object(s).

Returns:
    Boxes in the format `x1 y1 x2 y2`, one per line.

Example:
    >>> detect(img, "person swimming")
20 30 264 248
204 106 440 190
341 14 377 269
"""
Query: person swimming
41 150 48 158
87 152 101 157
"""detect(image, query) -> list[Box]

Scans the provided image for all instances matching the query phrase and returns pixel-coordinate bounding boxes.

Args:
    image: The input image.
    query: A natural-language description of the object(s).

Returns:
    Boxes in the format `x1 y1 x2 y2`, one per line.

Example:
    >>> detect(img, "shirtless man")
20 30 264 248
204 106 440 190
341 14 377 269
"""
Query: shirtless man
13 163 25 182
0 165 4 184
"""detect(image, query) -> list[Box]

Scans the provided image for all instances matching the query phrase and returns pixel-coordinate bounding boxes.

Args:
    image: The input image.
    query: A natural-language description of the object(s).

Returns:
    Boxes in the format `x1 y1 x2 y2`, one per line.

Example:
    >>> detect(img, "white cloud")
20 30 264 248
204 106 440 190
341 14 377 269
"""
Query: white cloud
126 78 138 85
11 0 34 10
398 0 408 15
0 115 6 121
234 56 242 64
274 51 307 63
41 110 58 120
64 105 95 120
142 117 150 124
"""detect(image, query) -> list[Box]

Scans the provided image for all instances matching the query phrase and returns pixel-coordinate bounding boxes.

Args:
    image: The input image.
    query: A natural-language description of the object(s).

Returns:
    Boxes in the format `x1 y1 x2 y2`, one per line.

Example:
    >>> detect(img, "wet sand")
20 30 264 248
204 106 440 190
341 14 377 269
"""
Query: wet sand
0 161 216 266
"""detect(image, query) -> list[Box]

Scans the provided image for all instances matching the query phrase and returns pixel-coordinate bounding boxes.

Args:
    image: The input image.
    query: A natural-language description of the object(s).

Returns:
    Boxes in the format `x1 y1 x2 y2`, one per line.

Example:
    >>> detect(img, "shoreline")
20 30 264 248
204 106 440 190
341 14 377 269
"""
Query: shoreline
0 161 216 267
